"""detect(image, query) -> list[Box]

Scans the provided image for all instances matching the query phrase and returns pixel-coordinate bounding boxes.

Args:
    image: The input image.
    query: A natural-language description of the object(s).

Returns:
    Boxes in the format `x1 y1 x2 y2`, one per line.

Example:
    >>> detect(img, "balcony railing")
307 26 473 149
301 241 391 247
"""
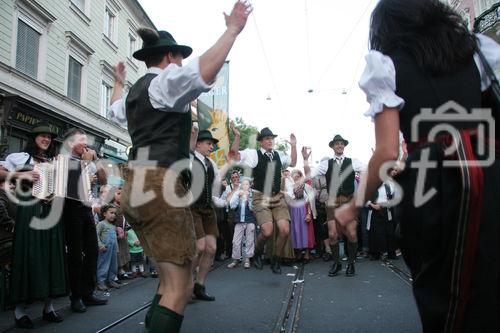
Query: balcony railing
474 3 500 33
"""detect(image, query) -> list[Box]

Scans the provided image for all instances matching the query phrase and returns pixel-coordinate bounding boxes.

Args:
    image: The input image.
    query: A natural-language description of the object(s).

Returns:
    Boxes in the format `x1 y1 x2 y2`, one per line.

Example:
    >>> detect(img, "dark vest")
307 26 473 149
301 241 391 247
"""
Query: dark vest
192 155 215 208
234 200 257 224
390 50 482 144
126 73 192 168
252 150 282 196
325 157 355 197
67 157 82 200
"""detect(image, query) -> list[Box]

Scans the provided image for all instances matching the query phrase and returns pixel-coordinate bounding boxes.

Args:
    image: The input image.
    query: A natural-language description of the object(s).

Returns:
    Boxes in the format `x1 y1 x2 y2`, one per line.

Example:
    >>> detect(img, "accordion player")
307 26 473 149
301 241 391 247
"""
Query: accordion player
32 154 92 202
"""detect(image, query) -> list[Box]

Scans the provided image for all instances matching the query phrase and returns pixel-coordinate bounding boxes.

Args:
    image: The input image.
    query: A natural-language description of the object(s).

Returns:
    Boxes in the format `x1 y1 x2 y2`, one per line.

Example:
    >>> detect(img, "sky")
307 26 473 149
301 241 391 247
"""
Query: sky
138 0 379 166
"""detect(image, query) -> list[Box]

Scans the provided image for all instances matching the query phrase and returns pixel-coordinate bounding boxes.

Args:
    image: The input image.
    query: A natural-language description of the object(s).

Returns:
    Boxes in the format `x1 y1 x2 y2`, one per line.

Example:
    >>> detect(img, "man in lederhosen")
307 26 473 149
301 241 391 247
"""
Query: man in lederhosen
230 125 297 274
191 130 220 301
109 3 251 331
303 135 364 277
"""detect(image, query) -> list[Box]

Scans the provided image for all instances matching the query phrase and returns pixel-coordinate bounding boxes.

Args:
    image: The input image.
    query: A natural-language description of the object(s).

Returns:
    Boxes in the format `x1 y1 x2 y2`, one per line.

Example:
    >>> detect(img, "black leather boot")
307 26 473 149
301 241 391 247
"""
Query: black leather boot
346 263 355 277
328 262 342 277
193 283 215 301
271 255 281 274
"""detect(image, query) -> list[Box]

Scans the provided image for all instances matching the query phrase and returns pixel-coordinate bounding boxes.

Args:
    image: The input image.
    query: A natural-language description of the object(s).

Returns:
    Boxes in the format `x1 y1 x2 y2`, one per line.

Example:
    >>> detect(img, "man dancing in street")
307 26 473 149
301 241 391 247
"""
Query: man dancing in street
191 130 221 301
230 124 297 274
110 2 251 332
303 135 364 277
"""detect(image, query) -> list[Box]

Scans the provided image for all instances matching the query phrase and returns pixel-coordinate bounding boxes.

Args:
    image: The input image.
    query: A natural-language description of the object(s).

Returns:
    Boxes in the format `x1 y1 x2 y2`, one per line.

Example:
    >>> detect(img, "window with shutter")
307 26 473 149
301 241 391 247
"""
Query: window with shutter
15 19 40 78
67 56 82 102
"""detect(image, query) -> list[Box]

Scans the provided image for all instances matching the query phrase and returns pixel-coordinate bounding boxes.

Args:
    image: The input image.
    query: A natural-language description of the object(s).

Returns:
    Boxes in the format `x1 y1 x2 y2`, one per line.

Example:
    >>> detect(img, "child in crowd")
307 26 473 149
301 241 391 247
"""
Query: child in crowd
127 228 148 277
112 187 132 280
227 178 256 269
96 204 120 291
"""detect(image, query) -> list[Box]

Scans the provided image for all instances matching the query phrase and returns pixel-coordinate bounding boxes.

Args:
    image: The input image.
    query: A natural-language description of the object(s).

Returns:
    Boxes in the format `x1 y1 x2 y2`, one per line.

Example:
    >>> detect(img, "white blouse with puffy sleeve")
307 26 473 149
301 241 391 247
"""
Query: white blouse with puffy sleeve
359 34 500 120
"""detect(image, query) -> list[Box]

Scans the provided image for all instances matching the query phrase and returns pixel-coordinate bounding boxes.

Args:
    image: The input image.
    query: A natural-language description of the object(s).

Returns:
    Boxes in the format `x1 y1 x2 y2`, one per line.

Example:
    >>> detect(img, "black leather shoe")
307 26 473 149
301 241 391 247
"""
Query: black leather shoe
253 250 263 270
322 252 333 262
15 315 34 329
193 283 215 301
71 298 87 313
271 256 281 274
328 262 342 277
346 263 355 277
387 252 398 260
82 293 108 306
43 310 63 323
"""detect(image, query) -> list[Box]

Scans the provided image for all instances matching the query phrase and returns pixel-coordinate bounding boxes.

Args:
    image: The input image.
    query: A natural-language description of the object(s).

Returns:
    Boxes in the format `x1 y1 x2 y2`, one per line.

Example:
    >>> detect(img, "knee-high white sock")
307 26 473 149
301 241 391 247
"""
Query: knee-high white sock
139 264 144 273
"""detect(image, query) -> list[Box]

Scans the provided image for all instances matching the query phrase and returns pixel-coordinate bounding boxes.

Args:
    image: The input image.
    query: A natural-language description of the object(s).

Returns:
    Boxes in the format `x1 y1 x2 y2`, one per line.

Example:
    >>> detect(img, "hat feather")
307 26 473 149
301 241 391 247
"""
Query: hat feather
137 27 159 45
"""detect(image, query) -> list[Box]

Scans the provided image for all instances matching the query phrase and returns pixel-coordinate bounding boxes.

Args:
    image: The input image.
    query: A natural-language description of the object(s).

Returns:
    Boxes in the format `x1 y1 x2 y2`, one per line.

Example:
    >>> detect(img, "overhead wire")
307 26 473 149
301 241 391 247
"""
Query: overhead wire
341 47 367 113
251 9 283 113
312 0 374 92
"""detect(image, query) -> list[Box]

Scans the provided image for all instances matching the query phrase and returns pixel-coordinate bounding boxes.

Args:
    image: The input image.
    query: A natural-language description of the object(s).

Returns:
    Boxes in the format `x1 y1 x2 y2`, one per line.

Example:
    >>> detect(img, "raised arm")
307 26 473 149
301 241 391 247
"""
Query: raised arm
289 133 297 167
302 146 312 178
229 120 241 161
199 1 252 85
190 122 199 152
110 62 126 106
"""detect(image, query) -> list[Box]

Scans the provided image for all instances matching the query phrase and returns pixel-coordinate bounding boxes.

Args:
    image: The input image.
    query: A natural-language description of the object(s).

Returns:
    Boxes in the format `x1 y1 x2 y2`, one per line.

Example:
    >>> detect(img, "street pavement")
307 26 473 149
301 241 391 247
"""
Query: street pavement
1 256 422 333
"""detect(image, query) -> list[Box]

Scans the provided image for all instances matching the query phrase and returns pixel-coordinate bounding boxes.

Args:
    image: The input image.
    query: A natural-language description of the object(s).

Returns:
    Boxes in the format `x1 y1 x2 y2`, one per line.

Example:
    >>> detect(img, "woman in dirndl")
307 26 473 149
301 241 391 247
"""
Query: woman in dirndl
336 0 500 331
1 122 67 329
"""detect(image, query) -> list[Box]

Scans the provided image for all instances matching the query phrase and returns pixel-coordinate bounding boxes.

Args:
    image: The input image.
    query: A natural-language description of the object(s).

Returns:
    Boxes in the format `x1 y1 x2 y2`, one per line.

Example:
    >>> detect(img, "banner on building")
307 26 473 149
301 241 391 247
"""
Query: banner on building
197 61 229 167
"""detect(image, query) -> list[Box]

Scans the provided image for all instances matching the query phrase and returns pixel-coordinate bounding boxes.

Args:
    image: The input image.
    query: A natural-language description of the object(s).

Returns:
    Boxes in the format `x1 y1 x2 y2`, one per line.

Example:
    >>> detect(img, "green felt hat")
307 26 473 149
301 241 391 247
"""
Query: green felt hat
31 122 58 139
133 29 192 61
197 130 219 145
329 134 349 147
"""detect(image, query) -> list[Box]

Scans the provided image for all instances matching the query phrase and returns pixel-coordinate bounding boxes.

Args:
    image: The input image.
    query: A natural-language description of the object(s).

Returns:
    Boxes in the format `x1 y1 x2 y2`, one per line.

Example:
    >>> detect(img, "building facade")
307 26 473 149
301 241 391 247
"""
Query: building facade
442 0 499 42
0 0 155 161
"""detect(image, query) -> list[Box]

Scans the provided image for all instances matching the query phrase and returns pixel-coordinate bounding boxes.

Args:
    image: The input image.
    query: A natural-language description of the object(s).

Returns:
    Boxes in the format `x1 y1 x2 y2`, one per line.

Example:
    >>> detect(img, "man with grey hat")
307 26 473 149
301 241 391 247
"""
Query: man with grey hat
303 135 364 277
112 2 251 332
230 124 297 274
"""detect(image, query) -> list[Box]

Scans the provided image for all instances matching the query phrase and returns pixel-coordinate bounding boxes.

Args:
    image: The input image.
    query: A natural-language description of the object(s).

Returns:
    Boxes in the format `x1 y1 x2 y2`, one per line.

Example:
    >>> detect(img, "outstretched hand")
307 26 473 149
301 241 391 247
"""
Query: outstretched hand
224 0 253 35
301 146 311 160
192 122 199 135
113 62 126 84
230 120 240 137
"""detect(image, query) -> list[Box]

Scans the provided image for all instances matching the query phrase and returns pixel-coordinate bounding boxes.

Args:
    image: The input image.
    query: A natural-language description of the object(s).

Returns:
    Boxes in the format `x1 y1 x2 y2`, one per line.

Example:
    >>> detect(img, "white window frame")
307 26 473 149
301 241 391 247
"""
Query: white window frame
69 0 91 24
65 31 94 105
11 0 56 82
102 0 120 47
128 30 137 60
100 60 114 117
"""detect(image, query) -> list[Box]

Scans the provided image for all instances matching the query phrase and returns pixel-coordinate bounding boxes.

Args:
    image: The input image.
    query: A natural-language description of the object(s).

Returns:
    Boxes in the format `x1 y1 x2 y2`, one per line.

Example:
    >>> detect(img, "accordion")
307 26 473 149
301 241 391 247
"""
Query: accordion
32 155 92 202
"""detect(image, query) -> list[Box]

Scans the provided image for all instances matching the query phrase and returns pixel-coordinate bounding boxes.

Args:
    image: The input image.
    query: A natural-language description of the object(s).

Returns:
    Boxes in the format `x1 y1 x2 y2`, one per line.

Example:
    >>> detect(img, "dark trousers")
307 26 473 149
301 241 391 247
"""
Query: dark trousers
215 208 234 258
312 201 328 253
63 199 98 299
368 208 396 256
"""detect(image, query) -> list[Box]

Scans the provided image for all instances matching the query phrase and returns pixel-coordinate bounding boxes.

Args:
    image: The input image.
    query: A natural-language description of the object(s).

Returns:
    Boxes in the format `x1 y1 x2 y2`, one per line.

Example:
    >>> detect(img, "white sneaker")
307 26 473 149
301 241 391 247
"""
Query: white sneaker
243 259 251 269
227 260 239 268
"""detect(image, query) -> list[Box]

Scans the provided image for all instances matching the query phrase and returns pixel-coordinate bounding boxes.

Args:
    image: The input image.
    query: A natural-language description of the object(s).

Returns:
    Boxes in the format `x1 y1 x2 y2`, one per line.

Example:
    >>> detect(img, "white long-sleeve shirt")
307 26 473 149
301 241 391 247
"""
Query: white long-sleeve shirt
108 57 213 127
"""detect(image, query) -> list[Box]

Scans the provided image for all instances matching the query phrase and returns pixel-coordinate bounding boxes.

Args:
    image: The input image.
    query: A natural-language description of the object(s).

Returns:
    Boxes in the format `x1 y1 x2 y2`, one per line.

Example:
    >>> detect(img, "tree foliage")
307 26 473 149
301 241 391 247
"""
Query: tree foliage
228 117 259 150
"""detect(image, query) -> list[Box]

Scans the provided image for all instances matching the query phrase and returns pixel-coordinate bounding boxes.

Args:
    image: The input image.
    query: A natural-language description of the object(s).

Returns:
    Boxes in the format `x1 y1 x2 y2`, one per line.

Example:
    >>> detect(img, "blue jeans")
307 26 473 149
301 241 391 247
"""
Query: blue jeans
96 231 118 284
